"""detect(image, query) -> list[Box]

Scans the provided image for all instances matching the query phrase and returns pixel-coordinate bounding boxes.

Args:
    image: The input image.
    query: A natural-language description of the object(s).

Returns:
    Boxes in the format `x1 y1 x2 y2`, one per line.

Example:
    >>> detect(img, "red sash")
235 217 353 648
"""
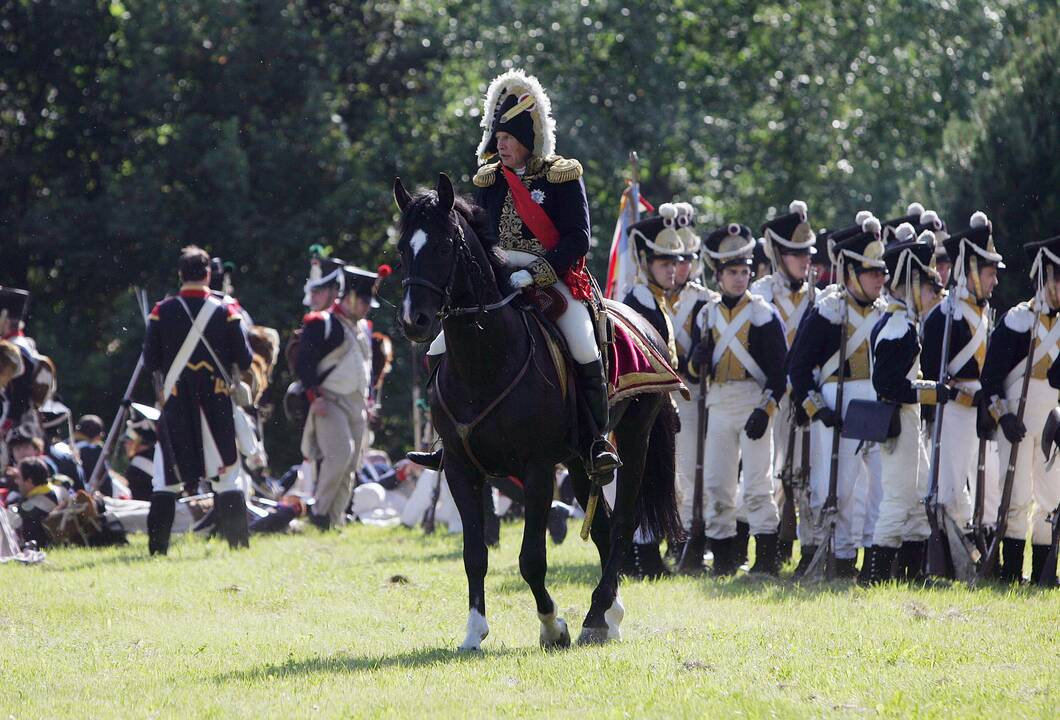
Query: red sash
499 164 592 300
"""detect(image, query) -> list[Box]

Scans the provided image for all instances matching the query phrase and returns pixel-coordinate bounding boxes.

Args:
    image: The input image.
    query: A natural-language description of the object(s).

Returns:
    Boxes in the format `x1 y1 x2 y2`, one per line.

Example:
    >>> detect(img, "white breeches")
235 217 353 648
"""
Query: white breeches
426 250 599 365
674 385 702 529
702 380 778 538
936 382 980 528
998 377 1060 544
873 404 931 547
809 379 882 559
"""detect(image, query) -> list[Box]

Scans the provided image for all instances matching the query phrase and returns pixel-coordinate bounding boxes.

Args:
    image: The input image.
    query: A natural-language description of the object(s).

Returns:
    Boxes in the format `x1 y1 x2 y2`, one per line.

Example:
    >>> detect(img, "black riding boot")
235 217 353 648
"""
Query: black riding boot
733 520 750 567
407 448 444 471
1031 544 1058 587
576 360 621 476
147 492 177 556
215 490 250 549
710 536 739 577
793 545 817 579
749 533 781 576
999 538 1026 584
858 545 897 586
897 540 927 581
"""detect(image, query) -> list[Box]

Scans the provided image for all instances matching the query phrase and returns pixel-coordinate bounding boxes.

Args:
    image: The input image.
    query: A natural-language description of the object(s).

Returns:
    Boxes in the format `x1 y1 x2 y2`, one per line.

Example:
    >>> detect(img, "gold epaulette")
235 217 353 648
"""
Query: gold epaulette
473 161 501 188
546 156 583 184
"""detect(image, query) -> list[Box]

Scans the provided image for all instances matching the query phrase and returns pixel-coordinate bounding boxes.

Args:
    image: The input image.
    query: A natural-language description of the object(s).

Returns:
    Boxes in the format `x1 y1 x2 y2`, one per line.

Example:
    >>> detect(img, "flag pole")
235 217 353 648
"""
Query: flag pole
629 151 641 224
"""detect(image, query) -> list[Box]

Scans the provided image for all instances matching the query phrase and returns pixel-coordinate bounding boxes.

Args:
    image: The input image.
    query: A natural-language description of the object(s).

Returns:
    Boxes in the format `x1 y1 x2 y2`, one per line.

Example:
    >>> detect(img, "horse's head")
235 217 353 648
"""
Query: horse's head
393 173 494 342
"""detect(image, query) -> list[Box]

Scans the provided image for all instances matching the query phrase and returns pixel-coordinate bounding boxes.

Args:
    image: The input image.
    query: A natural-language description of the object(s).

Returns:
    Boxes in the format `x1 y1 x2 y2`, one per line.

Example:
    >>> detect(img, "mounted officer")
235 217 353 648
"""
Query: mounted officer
143 246 254 555
411 69 618 476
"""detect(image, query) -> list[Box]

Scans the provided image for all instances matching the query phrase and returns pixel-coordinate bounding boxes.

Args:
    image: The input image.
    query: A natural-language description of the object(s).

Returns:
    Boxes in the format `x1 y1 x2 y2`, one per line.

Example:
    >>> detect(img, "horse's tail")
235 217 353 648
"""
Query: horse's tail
633 399 684 544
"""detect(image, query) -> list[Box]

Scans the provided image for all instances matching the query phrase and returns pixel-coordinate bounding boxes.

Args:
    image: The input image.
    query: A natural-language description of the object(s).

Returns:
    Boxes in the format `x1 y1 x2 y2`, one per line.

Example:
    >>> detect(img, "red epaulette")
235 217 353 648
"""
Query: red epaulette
302 311 327 324
149 301 164 321
225 302 243 318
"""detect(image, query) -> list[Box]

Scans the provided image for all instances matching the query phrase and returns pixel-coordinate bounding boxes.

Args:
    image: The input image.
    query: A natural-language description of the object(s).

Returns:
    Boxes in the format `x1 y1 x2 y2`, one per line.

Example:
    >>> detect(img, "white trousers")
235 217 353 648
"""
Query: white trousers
873 404 931 547
427 250 599 364
674 385 703 529
702 380 778 538
997 377 1060 544
301 391 367 527
937 397 978 528
809 379 882 559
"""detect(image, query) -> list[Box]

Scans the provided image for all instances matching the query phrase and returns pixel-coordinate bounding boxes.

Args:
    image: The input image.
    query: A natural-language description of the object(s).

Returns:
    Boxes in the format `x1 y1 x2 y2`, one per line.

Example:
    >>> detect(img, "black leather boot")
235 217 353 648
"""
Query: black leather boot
778 538 794 565
793 545 817 579
733 521 750 567
1031 544 1058 587
576 360 621 476
407 448 444 470
999 538 1025 584
215 490 250 549
710 536 739 577
147 492 177 556
858 545 897 586
835 556 859 578
749 533 780 576
897 540 927 582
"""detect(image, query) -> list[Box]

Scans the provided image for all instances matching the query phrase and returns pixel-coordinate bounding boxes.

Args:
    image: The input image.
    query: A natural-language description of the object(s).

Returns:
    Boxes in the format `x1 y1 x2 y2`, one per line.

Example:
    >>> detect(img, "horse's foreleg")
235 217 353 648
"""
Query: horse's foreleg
579 399 660 644
520 462 570 649
568 457 612 567
446 461 490 651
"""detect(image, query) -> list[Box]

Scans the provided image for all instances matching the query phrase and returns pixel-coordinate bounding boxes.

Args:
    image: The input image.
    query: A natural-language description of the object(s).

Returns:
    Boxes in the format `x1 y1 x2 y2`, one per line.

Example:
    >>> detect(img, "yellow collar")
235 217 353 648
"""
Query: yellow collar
27 483 57 499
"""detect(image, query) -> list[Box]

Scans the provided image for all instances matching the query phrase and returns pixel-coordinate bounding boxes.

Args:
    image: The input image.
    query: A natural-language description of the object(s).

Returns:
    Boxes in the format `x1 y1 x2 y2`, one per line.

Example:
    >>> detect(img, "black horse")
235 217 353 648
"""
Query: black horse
394 174 682 648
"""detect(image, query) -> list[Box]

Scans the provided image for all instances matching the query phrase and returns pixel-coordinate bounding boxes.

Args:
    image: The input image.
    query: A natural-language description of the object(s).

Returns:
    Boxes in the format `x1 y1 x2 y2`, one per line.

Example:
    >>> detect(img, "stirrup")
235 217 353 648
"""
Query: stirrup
408 448 444 471
587 438 621 478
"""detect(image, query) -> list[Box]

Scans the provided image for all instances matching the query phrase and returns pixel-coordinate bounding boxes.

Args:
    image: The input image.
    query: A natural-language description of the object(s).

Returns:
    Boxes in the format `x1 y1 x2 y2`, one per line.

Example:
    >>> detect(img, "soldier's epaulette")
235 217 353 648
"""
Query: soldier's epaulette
545 156 583 184
302 310 328 324
473 161 501 188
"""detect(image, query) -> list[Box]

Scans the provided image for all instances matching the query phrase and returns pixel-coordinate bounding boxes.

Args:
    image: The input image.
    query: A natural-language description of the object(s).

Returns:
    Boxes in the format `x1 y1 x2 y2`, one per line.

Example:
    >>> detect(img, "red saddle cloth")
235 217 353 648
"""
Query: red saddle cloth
607 309 689 404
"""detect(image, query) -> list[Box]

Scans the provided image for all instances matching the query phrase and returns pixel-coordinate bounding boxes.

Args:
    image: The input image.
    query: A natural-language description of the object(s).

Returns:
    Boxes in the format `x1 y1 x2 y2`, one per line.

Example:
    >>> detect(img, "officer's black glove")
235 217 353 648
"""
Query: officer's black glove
744 408 770 440
813 406 839 429
689 340 713 377
999 413 1026 444
794 404 810 427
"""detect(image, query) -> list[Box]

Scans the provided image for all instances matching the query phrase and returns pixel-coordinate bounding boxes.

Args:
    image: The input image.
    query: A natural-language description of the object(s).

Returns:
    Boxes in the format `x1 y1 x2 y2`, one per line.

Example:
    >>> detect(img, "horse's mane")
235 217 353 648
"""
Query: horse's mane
399 191 497 256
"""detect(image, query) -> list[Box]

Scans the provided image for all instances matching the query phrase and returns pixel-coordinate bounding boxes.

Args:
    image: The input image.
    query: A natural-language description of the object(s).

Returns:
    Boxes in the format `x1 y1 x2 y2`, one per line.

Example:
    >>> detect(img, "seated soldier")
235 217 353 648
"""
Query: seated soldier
75 414 112 496
12 457 60 548
123 411 157 502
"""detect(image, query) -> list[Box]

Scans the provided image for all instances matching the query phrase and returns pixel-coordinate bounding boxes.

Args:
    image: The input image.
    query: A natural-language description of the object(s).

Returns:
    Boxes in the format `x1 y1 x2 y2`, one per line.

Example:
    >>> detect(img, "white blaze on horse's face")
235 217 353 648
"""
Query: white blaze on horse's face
409 228 428 258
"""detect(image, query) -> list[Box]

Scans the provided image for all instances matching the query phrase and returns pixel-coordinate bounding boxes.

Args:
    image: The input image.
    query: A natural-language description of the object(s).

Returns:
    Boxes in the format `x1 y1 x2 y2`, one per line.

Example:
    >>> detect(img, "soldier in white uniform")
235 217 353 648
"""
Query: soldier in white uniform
753 200 817 559
296 259 376 529
687 223 789 576
980 227 1060 584
788 216 888 577
861 225 947 583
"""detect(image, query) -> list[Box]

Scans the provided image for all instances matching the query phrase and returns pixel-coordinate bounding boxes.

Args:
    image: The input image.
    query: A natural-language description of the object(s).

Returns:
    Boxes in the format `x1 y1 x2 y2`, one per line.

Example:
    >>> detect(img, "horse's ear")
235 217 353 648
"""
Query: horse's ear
394 177 413 213
437 173 455 213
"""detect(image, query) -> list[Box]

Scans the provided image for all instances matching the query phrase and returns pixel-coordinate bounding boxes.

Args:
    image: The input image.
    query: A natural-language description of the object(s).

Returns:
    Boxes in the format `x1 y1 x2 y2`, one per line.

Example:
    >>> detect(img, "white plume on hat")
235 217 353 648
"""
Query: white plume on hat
476 69 556 163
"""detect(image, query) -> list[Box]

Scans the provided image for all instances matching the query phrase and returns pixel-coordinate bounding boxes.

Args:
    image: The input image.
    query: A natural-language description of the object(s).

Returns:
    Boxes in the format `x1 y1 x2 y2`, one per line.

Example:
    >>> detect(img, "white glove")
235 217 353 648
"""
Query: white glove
509 270 534 289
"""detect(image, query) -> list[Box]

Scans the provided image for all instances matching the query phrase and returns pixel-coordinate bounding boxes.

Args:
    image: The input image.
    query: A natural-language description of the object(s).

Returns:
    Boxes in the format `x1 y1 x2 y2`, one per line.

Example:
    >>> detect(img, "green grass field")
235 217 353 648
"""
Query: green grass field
2 523 1058 719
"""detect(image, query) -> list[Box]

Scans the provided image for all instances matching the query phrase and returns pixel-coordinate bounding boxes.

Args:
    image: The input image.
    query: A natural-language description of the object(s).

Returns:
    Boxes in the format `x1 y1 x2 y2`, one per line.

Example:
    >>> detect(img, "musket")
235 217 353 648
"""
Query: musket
1038 502 1060 587
803 290 848 582
971 306 995 557
86 353 145 493
677 370 709 573
792 266 818 550
777 415 798 545
977 302 1042 583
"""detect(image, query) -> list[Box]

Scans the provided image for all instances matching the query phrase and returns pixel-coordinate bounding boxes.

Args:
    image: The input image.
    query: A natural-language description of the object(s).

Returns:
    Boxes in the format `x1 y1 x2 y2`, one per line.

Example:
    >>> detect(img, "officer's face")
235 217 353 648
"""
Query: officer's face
719 265 751 296
977 265 998 299
650 258 678 290
780 252 811 281
495 132 531 169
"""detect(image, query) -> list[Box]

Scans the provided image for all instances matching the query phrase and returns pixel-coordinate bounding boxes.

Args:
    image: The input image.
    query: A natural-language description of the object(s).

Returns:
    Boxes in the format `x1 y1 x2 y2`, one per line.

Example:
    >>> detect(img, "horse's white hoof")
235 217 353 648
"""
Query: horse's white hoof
604 593 624 641
577 626 610 645
538 612 571 650
459 609 489 652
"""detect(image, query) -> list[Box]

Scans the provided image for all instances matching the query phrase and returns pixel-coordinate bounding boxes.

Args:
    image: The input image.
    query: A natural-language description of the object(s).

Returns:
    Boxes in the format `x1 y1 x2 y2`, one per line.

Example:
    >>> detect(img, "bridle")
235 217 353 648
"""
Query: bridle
400 209 519 321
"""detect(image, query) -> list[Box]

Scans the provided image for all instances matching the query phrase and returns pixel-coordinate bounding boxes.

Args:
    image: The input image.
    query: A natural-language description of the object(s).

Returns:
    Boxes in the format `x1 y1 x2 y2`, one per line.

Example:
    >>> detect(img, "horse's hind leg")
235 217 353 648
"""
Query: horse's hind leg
521 461 570 649
579 397 660 644
446 459 490 651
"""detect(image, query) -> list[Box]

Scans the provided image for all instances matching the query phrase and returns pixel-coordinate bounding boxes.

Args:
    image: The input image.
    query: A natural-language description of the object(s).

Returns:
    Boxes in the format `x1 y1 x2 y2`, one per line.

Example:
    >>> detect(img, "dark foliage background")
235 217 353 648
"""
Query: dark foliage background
2 1 1055 471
